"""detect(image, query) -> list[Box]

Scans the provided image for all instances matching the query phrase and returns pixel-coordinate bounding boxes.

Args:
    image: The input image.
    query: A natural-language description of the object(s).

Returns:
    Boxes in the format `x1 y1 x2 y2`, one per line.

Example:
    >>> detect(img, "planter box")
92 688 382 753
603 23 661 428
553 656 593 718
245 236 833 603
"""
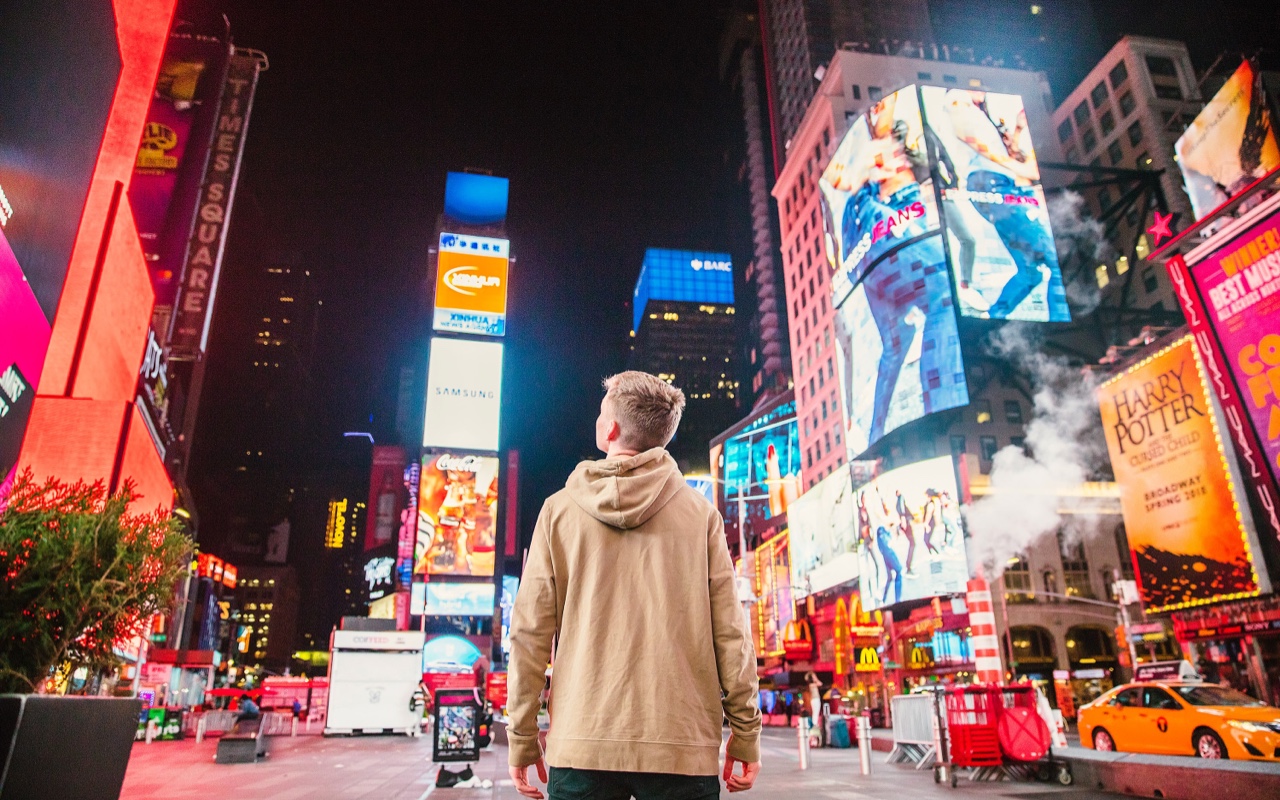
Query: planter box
0 695 142 800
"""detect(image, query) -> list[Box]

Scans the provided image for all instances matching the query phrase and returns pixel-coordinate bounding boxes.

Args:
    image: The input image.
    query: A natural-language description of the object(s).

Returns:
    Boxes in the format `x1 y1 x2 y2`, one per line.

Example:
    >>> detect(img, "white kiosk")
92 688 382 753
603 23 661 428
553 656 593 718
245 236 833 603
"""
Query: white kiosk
324 629 426 736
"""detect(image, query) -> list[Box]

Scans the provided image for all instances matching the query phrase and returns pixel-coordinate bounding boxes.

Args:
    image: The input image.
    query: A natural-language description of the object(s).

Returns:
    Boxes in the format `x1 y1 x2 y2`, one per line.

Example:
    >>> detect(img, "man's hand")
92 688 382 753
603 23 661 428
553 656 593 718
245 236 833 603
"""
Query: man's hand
722 734 761 793
509 759 548 799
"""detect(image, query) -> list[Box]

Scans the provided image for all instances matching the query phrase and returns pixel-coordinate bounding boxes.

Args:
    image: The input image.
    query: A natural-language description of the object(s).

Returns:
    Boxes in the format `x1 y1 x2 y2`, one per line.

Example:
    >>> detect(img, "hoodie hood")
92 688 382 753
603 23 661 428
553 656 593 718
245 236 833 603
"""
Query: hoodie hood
565 447 686 530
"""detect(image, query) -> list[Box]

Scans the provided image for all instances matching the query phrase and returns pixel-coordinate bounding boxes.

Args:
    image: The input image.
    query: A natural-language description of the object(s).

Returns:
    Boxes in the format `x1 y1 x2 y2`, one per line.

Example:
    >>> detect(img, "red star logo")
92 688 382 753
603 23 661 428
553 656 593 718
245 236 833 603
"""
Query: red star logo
1148 211 1174 246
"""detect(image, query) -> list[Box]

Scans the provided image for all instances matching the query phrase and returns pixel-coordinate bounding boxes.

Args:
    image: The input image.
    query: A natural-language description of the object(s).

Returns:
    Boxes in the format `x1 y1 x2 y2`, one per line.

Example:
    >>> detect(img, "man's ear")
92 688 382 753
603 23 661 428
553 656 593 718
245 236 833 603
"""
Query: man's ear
606 419 622 443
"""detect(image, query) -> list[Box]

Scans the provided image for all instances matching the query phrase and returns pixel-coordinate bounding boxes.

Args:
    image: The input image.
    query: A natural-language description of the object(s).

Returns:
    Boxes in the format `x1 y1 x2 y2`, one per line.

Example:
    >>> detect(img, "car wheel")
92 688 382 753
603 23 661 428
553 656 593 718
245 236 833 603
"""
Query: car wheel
1092 728 1116 752
1194 729 1227 759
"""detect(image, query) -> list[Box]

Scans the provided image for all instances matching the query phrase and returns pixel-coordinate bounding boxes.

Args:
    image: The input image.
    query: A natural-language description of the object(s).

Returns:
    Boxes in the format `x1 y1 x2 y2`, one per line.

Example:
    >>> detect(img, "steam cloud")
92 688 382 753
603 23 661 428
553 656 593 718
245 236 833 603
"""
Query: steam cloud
964 324 1108 578
1046 190 1115 317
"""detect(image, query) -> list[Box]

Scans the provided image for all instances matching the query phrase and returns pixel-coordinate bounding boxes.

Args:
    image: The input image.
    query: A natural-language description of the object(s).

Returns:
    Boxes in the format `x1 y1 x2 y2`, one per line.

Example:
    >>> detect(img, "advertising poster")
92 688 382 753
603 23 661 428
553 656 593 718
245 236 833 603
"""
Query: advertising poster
819 87 939 304
1187 207 1280 494
0 229 50 487
919 87 1070 322
1176 60 1280 221
854 456 967 611
416 452 499 577
433 689 481 764
1098 337 1266 612
720 398 801 542
434 232 510 337
422 583 496 616
364 554 395 601
499 575 519 657
751 531 793 657
833 240 968 458
366 445 406 551
130 38 227 309
789 464 857 598
423 338 504 453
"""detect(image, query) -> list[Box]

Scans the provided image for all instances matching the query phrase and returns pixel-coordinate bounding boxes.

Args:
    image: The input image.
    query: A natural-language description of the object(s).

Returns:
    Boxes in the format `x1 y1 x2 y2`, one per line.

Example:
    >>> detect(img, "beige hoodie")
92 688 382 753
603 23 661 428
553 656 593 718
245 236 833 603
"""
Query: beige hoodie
507 447 761 775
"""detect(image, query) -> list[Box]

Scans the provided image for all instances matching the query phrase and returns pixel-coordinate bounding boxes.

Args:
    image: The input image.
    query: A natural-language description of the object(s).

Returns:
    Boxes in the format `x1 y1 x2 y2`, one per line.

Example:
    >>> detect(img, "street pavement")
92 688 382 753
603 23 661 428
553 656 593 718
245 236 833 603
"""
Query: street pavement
120 727 1124 800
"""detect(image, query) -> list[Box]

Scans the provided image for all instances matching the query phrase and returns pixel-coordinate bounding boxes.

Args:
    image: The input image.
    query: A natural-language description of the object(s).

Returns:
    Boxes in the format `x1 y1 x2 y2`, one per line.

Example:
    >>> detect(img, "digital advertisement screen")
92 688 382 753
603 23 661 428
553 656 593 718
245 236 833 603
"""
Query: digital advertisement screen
415 452 499 577
433 232 510 337
421 582 496 616
833 238 969 458
423 635 485 670
789 464 857 598
919 87 1070 322
819 86 939 304
1098 337 1266 612
632 248 734 332
1186 207 1280 498
363 555 395 601
0 229 50 485
443 171 509 226
366 445 406 551
719 398 801 543
500 575 519 657
752 531 793 657
854 456 967 612
1176 60 1280 221
423 337 503 452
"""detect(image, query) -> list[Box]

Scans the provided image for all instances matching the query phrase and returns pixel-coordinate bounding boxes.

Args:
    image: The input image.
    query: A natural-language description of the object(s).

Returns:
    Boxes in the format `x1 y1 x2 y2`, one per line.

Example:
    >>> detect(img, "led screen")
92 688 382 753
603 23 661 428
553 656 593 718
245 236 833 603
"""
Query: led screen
422 634 484 670
421 582 496 616
434 232 509 337
919 86 1069 321
0 230 49 484
415 452 499 577
423 338 503 452
719 399 801 543
819 87 939 304
854 456 967 611
752 531 793 657
632 248 734 331
833 239 969 458
1176 60 1280 221
499 575 518 657
788 464 857 598
1097 337 1266 612
444 171 509 225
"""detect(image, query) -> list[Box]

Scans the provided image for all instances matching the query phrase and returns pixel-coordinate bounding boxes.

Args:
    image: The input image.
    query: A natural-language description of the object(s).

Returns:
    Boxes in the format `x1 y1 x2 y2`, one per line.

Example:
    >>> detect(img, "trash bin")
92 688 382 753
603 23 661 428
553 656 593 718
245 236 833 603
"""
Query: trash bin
829 716 851 748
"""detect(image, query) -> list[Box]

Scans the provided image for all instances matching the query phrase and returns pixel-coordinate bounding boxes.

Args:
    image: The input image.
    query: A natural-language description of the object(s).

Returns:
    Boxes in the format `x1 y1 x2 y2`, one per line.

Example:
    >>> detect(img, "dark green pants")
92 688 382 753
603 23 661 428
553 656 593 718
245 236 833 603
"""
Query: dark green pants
547 767 720 800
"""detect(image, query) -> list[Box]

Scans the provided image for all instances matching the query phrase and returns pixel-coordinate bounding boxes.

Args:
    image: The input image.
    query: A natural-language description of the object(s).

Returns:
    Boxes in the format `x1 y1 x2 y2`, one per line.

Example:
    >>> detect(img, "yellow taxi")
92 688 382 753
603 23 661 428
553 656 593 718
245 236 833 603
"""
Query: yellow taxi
1078 680 1280 760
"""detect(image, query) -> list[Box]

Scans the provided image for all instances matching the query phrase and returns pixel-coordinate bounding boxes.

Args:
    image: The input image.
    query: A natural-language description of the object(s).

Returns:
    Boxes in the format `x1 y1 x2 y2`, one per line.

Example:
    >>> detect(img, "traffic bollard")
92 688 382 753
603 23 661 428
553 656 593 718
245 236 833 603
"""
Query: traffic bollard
856 714 871 775
291 716 298 737
797 717 810 770
145 719 157 744
195 715 206 744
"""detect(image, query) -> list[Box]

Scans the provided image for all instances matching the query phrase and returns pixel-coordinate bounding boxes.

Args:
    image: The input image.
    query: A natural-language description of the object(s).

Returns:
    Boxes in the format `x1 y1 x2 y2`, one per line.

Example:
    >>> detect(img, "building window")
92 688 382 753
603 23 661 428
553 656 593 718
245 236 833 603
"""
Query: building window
1004 400 1023 424
1059 532 1095 598
1057 118 1072 143
1109 59 1129 89
1043 570 1060 598
1137 151 1152 169
1095 264 1109 288
1127 119 1143 147
1065 145 1079 163
975 399 992 424
1090 81 1109 109
1004 556 1035 603
1119 91 1136 117
1154 83 1183 100
979 435 999 463
1107 139 1124 165
823 128 830 147
1099 109 1115 135
1081 128 1097 153
950 435 966 456
1142 266 1159 293
868 86 882 101
851 84 861 100
1145 54 1178 77
1072 101 1090 128
944 74 957 84
918 71 932 80
1114 524 1135 579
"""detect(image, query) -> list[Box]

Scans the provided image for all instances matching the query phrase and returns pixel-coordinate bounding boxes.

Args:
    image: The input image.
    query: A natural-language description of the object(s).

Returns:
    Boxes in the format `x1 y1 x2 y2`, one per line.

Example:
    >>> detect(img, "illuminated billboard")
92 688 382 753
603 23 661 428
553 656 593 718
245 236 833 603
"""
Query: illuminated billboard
919 87 1069 321
0 230 48 483
434 232 509 337
751 531 793 657
819 87 939 303
364 555 395 601
1098 337 1267 612
421 583 496 616
499 575 518 657
789 464 857 598
423 338 503 452
444 172 509 226
366 445 406 551
632 248 734 331
1176 60 1280 221
715 395 801 543
415 452 499 577
854 456 967 611
832 241 968 458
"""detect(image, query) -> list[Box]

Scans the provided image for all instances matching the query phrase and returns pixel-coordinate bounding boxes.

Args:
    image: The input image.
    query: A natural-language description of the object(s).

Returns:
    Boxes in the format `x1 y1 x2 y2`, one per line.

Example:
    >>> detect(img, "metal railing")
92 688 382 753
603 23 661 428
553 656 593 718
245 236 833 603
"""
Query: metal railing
887 692 941 769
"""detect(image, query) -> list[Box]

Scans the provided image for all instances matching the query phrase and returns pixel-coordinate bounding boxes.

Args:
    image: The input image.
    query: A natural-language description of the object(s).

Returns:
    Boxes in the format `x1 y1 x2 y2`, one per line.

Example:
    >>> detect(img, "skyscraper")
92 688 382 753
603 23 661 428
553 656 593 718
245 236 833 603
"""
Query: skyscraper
628 248 740 471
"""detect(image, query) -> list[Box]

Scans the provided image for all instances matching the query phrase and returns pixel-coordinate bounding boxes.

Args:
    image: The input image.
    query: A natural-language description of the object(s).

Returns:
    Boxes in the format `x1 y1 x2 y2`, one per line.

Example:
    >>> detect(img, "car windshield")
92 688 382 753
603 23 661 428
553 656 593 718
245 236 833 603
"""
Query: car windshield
1173 685 1266 707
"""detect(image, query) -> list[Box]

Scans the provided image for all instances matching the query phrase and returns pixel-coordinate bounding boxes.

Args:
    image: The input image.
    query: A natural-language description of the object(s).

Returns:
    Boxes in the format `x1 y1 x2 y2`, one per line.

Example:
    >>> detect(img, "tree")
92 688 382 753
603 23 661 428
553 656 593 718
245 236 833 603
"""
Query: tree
0 471 192 694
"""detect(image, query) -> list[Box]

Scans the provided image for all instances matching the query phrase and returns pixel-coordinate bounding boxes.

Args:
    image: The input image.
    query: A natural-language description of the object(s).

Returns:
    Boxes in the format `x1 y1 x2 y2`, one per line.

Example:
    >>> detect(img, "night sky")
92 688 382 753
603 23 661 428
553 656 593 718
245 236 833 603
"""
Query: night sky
177 0 1277 543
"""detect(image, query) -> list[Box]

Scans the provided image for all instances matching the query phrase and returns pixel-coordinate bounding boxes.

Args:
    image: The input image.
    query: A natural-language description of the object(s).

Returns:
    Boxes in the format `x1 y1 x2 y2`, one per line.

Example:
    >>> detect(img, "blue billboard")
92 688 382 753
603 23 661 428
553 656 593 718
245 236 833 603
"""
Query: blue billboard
716 397 801 544
444 171 509 225
632 248 734 331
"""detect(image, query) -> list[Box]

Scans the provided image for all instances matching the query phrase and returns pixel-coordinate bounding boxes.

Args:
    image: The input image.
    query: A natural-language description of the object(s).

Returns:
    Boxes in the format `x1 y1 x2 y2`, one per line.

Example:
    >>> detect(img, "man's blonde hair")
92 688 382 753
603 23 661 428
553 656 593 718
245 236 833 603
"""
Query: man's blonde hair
603 371 686 450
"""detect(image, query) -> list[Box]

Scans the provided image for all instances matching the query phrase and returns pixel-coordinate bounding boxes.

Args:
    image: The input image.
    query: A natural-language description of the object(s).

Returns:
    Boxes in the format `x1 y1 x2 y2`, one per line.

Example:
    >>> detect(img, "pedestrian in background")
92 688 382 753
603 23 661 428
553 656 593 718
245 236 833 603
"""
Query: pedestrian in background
507 371 762 799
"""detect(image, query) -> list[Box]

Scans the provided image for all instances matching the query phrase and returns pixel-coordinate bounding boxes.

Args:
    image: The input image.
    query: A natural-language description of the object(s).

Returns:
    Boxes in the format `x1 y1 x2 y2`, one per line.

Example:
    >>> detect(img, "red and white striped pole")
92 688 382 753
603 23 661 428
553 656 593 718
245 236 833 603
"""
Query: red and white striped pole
966 577 1004 685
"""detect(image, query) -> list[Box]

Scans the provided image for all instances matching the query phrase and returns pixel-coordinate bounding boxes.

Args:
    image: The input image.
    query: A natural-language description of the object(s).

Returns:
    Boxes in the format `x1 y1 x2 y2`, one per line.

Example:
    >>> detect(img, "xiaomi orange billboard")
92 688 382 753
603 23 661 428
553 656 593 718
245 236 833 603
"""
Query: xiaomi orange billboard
1098 336 1268 612
433 232 509 337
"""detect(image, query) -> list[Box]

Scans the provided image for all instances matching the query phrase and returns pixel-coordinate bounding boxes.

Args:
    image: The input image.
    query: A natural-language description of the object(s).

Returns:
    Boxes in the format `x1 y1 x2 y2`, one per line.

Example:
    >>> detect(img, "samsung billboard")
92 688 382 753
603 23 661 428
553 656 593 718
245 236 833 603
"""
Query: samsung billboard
423 338 503 452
